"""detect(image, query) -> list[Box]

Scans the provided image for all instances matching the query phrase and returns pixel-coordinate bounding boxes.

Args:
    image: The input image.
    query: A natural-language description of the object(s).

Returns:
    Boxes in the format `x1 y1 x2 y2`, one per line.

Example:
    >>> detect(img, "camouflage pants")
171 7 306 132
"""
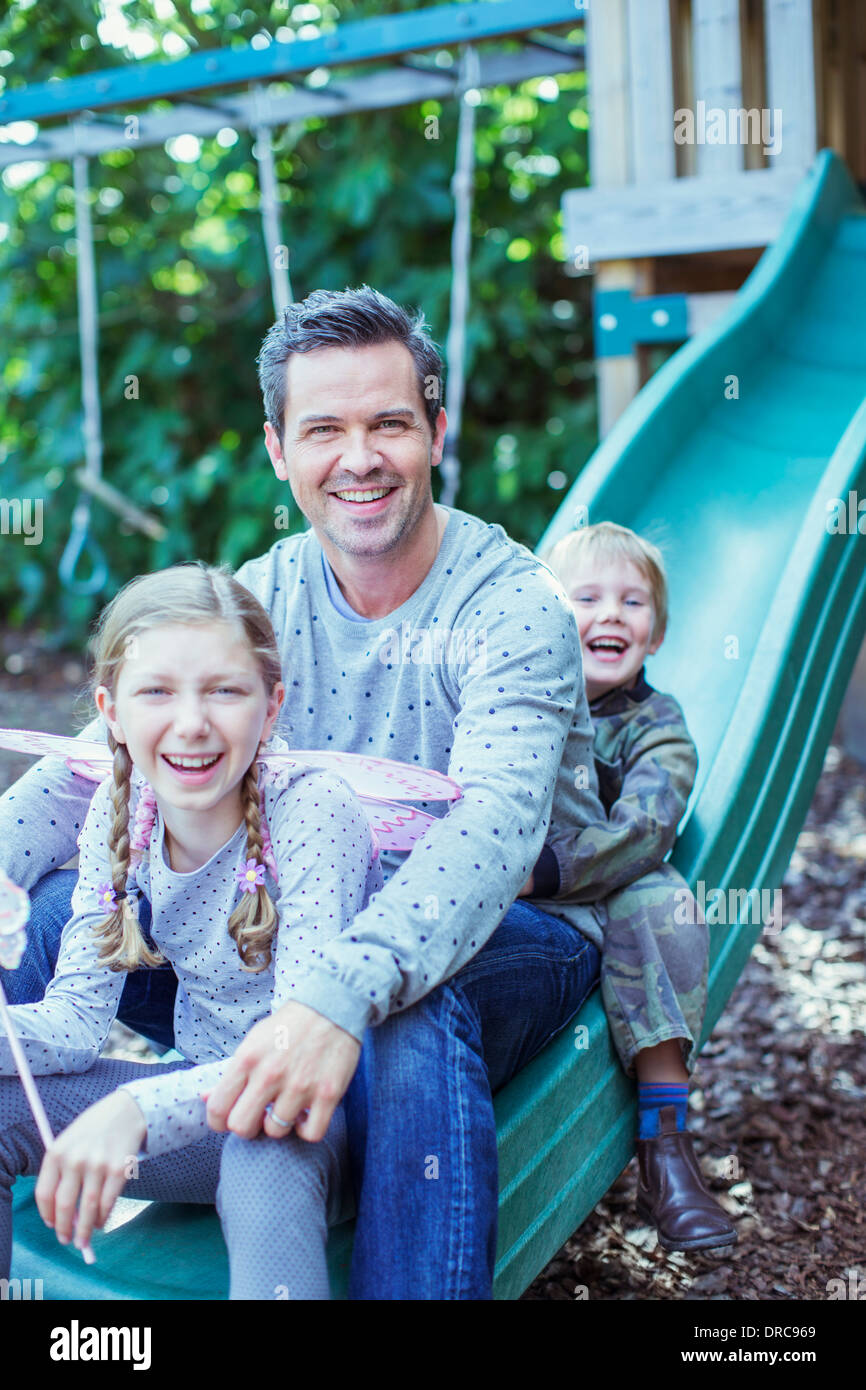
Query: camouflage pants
601 863 708 1077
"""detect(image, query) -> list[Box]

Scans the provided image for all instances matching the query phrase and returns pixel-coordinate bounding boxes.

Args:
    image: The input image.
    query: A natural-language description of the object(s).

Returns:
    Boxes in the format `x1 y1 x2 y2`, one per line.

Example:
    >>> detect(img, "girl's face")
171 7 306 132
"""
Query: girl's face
565 557 663 702
95 621 284 820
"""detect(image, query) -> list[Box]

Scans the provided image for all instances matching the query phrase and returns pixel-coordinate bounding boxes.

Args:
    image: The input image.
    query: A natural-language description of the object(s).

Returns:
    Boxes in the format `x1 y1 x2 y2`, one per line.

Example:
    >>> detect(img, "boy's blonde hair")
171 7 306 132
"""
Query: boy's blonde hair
544 521 668 641
88 562 283 974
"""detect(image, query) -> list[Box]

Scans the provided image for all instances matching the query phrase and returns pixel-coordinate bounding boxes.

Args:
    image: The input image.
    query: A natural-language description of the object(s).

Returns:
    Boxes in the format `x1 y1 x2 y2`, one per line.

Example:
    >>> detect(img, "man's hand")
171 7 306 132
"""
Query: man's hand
205 1001 361 1143
35 1090 146 1252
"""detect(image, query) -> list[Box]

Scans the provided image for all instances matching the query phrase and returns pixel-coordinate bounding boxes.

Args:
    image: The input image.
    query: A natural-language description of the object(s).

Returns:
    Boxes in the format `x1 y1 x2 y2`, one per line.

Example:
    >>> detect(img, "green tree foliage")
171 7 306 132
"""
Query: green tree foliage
0 1 594 640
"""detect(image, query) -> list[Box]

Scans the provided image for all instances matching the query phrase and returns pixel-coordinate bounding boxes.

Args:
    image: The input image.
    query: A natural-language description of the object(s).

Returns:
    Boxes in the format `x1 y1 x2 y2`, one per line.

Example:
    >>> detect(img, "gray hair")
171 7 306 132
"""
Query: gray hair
257 285 443 443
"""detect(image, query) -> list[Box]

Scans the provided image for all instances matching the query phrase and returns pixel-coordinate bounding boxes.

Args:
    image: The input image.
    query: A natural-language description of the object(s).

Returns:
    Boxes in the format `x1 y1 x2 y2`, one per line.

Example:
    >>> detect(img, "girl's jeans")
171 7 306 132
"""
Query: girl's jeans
2 869 602 1300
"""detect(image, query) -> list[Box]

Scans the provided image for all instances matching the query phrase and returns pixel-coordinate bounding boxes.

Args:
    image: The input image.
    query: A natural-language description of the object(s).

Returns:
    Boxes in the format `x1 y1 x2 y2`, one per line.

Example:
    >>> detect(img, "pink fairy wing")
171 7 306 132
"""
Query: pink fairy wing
0 728 111 781
0 728 464 805
259 749 462 803
64 758 112 781
358 797 440 852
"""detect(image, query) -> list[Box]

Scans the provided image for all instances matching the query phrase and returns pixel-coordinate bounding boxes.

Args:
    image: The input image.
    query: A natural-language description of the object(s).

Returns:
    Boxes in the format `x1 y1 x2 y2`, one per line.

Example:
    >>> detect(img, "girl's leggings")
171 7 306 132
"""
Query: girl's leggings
0 1058 349 1299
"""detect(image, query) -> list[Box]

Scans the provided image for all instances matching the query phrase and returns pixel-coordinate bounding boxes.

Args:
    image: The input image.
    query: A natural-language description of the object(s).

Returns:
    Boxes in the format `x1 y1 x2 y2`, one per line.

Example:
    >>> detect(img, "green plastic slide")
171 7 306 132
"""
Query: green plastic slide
11 150 866 1301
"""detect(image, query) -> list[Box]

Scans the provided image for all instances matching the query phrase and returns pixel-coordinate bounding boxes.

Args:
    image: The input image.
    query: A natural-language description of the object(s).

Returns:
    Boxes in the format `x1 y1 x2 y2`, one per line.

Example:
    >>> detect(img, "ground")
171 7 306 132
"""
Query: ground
1 627 864 1301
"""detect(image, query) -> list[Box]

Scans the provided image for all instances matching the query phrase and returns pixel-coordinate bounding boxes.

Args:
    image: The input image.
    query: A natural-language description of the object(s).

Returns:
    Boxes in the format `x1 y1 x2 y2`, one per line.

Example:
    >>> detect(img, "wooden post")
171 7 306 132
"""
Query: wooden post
764 0 817 171
587 0 640 437
626 1 676 391
587 0 631 187
627 0 676 183
692 0 744 176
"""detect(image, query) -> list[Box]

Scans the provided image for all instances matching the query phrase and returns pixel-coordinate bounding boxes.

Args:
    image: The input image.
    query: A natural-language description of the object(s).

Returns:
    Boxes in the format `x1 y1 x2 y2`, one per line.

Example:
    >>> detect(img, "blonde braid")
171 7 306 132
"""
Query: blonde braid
227 763 278 972
92 739 165 971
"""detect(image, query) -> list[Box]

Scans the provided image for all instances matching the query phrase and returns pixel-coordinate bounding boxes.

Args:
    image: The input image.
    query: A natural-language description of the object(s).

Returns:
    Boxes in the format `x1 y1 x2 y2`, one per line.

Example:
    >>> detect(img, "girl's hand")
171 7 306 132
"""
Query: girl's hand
35 1090 147 1252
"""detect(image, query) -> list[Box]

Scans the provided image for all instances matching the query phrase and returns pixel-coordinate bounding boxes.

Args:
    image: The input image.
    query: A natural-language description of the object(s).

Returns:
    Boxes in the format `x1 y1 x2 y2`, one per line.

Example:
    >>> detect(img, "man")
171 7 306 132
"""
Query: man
1 286 606 1299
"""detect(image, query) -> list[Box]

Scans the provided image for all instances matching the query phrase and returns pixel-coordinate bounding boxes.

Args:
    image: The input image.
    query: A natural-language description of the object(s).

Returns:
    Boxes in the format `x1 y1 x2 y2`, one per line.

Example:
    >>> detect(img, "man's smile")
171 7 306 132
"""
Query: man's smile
331 486 393 501
328 485 398 514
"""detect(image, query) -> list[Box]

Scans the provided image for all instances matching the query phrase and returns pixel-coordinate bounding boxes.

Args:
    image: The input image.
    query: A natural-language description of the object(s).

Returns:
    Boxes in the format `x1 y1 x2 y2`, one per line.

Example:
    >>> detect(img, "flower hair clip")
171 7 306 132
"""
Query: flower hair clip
236 859 266 894
97 883 126 912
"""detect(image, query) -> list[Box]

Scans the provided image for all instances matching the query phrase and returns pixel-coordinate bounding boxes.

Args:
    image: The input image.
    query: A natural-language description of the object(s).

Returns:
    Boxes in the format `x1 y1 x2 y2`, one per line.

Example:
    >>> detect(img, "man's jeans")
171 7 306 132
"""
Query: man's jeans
343 897 601 1298
2 870 601 1299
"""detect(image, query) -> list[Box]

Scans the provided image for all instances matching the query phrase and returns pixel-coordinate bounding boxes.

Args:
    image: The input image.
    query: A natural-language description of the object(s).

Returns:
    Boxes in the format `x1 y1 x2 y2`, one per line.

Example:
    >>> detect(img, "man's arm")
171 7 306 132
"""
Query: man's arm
0 716 106 890
279 570 592 1040
539 705 698 905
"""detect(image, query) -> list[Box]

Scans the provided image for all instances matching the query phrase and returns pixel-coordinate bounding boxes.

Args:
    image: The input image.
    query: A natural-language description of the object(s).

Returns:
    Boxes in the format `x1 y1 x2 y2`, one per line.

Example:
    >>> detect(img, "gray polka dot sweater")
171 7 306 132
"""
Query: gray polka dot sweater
0 506 607 1041
0 766 382 1156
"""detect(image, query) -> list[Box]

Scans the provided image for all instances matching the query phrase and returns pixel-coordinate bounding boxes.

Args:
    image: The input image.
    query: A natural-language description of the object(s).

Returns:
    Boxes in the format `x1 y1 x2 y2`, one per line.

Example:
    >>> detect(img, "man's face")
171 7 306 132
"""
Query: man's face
264 340 446 558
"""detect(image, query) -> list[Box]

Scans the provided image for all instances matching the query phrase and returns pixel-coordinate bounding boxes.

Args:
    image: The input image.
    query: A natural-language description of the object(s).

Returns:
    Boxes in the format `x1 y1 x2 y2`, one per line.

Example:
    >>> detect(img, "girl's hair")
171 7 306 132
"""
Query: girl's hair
89 562 283 975
544 521 668 641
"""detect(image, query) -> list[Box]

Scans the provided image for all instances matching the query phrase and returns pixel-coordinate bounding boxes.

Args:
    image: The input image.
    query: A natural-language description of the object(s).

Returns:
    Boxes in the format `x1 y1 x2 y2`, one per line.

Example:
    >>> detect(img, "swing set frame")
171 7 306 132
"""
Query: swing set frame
1 0 586 592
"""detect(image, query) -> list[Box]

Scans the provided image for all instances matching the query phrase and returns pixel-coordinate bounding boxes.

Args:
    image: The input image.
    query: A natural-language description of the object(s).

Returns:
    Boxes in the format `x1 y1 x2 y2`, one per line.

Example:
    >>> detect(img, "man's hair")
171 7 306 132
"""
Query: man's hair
544 521 669 641
257 285 443 443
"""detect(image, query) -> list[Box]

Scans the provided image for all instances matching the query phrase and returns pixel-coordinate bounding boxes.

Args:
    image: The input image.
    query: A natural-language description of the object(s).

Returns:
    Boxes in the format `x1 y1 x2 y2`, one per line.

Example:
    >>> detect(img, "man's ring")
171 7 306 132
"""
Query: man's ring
265 1103 293 1129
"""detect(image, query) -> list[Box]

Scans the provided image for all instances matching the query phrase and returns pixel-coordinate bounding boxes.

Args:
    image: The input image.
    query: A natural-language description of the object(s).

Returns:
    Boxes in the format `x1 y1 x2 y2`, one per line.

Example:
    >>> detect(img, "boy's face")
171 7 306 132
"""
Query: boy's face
565 556 663 702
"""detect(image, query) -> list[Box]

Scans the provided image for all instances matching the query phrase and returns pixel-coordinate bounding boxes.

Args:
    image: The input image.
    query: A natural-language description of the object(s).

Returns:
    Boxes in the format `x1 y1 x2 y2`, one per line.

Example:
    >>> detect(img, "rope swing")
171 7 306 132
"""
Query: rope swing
440 44 480 509
251 85 293 316
59 148 109 596
60 138 166 597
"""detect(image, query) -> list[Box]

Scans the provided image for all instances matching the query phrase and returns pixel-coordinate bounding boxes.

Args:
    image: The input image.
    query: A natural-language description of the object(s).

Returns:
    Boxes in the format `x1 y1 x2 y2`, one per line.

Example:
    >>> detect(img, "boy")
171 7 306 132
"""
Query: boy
522 521 736 1251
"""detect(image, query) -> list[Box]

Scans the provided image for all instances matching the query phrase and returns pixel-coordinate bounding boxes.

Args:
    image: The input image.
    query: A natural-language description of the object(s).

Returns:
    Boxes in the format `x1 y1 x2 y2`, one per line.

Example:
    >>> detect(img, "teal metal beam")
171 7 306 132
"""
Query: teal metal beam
0 43 584 168
0 1 584 124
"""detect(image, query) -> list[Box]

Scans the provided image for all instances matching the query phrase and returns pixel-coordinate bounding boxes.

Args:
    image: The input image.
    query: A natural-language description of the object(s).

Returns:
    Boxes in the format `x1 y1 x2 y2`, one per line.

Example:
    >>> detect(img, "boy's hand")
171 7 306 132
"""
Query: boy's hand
517 873 535 897
36 1090 146 1252
205 1001 360 1143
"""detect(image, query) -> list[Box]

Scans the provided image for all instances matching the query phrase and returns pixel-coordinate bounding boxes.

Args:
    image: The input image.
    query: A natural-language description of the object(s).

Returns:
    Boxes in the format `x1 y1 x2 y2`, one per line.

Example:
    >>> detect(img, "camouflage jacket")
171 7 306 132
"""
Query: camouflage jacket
532 668 698 905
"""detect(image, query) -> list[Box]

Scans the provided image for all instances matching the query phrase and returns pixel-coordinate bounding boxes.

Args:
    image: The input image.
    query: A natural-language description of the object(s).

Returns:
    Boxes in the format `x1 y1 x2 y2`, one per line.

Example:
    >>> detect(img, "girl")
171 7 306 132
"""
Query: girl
0 562 382 1298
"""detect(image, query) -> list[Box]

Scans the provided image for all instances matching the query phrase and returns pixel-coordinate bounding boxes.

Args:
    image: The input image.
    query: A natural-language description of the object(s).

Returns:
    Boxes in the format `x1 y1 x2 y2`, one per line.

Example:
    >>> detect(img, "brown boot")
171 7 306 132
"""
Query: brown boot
635 1106 738 1252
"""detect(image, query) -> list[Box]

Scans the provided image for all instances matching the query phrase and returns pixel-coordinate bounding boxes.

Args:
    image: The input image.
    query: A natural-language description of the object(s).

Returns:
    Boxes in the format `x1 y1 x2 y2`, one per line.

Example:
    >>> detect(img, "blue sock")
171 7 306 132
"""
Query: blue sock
637 1082 689 1139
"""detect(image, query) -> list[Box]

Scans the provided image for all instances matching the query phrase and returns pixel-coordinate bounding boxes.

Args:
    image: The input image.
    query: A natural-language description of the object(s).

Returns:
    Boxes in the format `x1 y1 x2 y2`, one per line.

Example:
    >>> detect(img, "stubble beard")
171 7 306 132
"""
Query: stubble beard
318 480 433 559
